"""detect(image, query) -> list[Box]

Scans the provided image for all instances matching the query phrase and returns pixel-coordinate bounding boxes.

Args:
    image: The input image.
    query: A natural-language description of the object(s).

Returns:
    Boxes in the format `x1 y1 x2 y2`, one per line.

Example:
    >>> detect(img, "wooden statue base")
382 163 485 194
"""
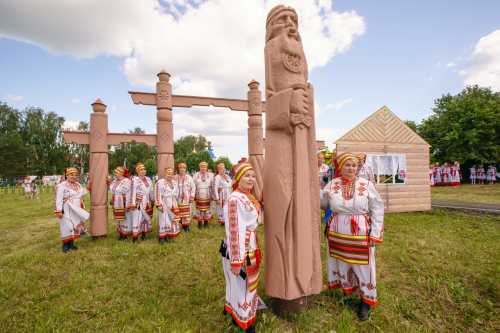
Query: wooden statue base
273 296 312 316
92 235 108 241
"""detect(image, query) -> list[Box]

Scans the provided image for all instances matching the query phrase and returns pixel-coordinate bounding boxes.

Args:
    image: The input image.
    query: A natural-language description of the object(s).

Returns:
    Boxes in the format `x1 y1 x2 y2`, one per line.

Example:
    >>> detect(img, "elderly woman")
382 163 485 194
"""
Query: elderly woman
321 153 384 321
356 153 376 184
193 161 213 229
175 163 195 232
220 158 263 333
54 167 91 253
212 163 233 227
130 163 154 243
155 167 181 244
109 166 133 241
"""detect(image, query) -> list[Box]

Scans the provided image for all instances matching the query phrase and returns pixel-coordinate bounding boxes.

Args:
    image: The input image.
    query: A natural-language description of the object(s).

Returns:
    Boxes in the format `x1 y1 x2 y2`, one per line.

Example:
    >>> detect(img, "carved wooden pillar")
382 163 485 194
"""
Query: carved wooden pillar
156 70 174 176
89 99 109 240
247 80 264 199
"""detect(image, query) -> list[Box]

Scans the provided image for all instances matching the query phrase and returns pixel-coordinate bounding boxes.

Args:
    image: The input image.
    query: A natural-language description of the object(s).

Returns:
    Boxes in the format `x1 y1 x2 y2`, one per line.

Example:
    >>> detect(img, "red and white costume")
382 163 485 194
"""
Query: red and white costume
487 168 496 181
130 175 154 237
193 171 213 222
433 166 442 185
110 178 133 236
357 164 376 185
430 169 435 187
54 180 91 242
469 168 477 180
321 177 384 306
442 165 451 185
450 165 461 186
213 173 233 223
223 188 262 329
477 167 486 180
155 178 181 238
175 174 195 226
318 163 329 189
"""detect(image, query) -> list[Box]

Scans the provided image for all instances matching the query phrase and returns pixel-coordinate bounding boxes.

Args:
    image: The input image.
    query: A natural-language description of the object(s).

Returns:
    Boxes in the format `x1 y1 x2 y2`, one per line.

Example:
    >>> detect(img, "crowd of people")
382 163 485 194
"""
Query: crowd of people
429 162 499 186
468 164 498 185
53 151 384 331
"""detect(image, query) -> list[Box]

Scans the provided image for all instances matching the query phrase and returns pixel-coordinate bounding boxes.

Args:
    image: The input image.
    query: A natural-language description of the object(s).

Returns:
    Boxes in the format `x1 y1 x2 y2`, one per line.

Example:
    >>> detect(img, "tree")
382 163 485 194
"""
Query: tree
214 156 233 173
108 127 157 173
417 85 500 178
185 151 215 173
143 158 157 176
0 102 28 177
403 120 419 133
173 135 213 161
67 121 90 174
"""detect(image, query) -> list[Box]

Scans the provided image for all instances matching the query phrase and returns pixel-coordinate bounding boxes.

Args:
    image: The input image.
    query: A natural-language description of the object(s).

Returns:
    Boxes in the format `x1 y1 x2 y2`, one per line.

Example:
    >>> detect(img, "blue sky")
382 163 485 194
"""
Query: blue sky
1 0 499 163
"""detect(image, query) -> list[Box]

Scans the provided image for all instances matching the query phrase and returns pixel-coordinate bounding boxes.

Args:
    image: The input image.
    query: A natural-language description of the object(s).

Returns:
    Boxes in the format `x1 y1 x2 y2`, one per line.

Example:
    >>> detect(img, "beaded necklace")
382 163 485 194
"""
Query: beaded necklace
340 177 356 201
235 187 261 215
166 179 174 189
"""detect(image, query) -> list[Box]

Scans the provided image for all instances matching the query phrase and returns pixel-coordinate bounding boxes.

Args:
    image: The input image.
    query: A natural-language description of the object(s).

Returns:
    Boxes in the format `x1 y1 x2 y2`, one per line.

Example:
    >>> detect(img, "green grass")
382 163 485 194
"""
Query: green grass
0 193 499 332
431 183 500 205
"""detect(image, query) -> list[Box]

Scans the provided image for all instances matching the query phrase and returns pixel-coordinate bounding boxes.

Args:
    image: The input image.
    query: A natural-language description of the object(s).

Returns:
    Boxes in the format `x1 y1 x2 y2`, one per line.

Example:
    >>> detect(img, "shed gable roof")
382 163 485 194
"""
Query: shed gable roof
335 106 429 146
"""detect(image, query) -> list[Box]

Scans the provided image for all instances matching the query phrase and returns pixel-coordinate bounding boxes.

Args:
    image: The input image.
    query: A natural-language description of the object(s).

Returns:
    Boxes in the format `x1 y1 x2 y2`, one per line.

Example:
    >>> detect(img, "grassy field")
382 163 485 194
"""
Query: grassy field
0 193 499 332
431 183 500 205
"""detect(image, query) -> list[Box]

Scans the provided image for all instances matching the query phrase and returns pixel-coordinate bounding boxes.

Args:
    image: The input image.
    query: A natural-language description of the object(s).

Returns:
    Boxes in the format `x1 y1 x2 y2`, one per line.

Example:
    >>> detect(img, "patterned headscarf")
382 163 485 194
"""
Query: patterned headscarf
64 167 78 177
230 158 254 182
335 153 358 172
114 166 130 178
216 163 225 172
134 163 145 174
165 167 174 175
176 162 187 171
355 154 367 163
317 152 325 159
199 161 208 171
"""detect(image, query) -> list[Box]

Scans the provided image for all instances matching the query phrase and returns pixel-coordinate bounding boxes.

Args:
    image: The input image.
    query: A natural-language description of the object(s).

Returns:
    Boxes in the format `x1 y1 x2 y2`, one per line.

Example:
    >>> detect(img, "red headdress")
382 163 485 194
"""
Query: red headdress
334 153 358 178
64 167 78 177
199 161 208 171
114 166 130 179
134 162 145 174
165 167 174 175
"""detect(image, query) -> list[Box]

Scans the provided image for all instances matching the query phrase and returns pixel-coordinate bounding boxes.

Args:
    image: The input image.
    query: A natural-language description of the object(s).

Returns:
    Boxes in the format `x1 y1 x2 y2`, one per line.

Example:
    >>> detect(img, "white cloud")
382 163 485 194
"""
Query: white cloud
112 105 116 111
446 62 456 67
62 120 80 130
316 98 353 117
315 126 347 147
151 128 157 134
426 77 433 81
461 30 500 91
0 0 365 99
6 94 23 101
71 99 80 103
436 62 440 67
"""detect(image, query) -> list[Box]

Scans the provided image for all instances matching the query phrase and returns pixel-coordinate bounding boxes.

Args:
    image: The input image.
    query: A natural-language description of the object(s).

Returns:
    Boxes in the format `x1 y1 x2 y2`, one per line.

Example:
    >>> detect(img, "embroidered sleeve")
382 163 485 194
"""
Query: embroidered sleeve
367 181 384 243
155 180 162 207
225 197 246 267
130 177 137 208
189 176 195 199
148 179 155 202
124 179 131 209
320 181 331 208
213 176 220 201
54 184 64 214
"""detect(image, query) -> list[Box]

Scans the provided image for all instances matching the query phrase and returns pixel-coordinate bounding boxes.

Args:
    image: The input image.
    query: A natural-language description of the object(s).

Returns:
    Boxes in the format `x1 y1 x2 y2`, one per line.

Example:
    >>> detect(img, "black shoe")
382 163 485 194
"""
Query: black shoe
182 225 187 232
231 317 238 326
359 300 371 321
198 221 202 230
117 235 123 241
245 325 255 333
204 220 208 228
159 237 164 245
220 223 225 227
122 236 127 241
223 308 227 316
69 240 78 250
166 236 171 243
141 232 146 241
133 237 138 244
62 242 70 253
343 298 352 307
186 225 190 232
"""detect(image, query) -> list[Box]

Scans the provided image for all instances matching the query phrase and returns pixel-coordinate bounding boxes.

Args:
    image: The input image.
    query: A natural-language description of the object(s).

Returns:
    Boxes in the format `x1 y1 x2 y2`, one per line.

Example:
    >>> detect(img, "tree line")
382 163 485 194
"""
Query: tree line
0 101 232 178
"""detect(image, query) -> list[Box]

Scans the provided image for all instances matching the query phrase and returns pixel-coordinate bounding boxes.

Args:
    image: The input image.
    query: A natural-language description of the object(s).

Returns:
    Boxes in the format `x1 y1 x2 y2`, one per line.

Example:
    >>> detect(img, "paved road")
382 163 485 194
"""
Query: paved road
431 200 500 215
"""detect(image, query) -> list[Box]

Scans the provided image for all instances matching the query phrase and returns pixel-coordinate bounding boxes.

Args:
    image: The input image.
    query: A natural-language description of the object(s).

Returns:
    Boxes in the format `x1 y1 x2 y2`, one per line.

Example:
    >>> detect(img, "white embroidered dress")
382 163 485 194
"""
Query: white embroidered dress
110 178 133 236
155 179 181 237
477 168 486 180
433 166 442 184
130 176 154 237
193 172 213 221
357 163 376 185
321 177 384 306
318 163 330 189
54 181 91 242
469 168 477 180
450 165 461 185
222 189 261 329
430 169 435 187
487 168 496 181
175 174 196 226
213 173 233 222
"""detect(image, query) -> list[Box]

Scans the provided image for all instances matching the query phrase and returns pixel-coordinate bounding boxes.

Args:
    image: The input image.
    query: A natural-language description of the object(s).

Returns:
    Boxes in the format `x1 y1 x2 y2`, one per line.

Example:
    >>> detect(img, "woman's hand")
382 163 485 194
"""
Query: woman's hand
231 266 241 276
369 240 379 248
56 213 63 218
158 206 163 212
125 208 130 212
87 180 92 190
216 201 220 205
189 197 194 203
131 207 136 211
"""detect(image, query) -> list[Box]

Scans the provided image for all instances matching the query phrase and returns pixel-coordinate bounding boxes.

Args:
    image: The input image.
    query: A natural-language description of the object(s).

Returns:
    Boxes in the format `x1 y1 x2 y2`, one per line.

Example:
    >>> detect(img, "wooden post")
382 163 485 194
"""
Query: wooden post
247 80 264 199
89 99 109 240
156 70 174 176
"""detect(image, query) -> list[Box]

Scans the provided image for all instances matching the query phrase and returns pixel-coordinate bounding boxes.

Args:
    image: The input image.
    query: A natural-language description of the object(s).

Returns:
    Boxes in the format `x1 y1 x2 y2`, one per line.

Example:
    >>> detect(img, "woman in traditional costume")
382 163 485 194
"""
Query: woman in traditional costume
469 165 477 184
430 164 435 187
477 165 485 185
155 167 181 243
193 161 213 229
220 159 262 333
175 162 195 232
109 166 133 241
30 180 39 199
318 153 330 189
433 162 442 186
356 153 376 185
320 153 384 321
442 163 451 186
450 162 461 186
130 163 154 243
486 165 496 185
54 167 91 253
213 163 233 227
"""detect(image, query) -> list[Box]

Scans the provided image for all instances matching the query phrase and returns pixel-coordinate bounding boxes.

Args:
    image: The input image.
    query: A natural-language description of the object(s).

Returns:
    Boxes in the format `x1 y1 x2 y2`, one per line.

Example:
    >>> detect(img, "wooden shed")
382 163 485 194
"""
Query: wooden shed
335 106 431 213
